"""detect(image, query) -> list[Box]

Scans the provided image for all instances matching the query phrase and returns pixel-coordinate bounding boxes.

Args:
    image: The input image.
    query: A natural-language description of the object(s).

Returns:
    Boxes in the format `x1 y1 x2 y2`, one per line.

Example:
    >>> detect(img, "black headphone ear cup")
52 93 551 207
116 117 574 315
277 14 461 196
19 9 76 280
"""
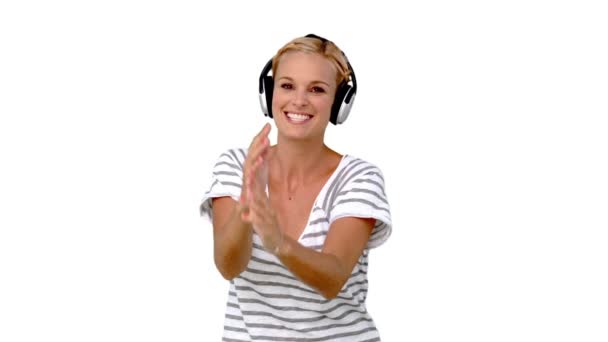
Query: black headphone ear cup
330 83 352 125
337 85 355 124
263 76 274 118
259 59 274 118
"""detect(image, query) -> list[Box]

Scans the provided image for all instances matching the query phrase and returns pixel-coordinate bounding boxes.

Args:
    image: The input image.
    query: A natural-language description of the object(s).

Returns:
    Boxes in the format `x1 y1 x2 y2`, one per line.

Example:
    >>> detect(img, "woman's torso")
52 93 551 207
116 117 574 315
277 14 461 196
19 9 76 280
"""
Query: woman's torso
220 148 382 342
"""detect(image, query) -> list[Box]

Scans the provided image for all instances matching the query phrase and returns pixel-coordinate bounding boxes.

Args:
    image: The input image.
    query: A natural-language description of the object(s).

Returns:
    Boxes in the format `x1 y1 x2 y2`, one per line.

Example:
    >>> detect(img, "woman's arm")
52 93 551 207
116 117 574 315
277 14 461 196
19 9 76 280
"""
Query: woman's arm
211 196 253 280
245 189 374 299
276 217 375 299
211 124 272 280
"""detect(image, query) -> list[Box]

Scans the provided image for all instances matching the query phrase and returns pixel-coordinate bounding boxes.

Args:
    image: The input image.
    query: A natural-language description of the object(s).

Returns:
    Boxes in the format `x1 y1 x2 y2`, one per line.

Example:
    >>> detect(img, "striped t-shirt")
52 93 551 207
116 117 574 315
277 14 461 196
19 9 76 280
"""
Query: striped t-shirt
200 148 392 342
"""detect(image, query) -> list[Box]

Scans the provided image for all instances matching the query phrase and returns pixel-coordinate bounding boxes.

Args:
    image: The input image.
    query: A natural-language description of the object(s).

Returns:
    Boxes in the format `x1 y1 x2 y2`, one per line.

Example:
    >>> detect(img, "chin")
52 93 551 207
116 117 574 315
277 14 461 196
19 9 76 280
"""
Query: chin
277 126 326 143
273 109 329 140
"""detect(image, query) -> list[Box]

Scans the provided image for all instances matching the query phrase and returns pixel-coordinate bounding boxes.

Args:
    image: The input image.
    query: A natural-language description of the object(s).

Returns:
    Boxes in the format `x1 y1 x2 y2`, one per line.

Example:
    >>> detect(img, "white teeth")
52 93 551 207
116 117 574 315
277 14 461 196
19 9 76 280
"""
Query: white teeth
286 112 311 122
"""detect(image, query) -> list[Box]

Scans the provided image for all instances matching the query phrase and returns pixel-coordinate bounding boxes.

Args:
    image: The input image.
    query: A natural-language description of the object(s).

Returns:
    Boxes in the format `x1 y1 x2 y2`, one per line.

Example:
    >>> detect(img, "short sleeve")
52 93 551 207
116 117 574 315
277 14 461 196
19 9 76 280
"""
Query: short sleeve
328 162 392 249
199 148 246 220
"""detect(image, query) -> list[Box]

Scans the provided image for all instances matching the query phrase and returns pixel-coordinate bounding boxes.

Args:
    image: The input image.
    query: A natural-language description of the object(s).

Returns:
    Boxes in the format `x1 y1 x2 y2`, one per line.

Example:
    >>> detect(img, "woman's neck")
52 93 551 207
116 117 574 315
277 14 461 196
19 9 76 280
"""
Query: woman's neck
270 137 336 186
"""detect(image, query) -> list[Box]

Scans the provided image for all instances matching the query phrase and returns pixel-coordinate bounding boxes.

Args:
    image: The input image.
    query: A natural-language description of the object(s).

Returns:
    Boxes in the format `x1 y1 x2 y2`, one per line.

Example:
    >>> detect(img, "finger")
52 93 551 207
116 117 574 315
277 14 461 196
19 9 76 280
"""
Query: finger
241 210 252 222
247 202 263 226
236 198 245 211
248 203 272 235
251 202 272 228
246 124 271 170
244 157 260 186
257 122 271 138
259 122 271 137
249 155 263 175
246 168 257 189
250 123 271 150
237 198 251 220
264 144 275 161
250 146 271 176
247 185 264 206
250 188 270 212
244 143 268 179
258 146 270 162
247 182 261 209
247 156 266 191
248 137 269 164
251 123 271 154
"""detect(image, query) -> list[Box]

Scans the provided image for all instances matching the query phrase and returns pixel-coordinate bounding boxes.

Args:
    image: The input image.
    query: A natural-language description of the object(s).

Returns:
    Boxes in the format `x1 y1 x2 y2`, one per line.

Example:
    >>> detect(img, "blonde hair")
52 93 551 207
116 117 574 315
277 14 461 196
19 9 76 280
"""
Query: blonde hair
271 35 351 86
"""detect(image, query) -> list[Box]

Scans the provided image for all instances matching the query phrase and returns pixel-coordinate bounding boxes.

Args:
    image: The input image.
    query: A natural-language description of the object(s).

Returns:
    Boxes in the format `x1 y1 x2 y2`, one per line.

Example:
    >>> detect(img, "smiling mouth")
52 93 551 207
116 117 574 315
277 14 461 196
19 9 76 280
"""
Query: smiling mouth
284 112 313 124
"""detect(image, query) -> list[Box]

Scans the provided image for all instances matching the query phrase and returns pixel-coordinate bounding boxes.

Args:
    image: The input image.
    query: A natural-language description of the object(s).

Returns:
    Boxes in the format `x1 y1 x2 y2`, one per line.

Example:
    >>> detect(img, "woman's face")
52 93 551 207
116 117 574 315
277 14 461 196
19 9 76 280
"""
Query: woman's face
272 51 338 142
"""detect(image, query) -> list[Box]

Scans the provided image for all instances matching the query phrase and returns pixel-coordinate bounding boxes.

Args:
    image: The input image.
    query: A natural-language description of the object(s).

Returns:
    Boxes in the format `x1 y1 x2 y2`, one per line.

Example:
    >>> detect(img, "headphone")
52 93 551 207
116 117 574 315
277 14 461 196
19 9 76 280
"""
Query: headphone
258 34 358 125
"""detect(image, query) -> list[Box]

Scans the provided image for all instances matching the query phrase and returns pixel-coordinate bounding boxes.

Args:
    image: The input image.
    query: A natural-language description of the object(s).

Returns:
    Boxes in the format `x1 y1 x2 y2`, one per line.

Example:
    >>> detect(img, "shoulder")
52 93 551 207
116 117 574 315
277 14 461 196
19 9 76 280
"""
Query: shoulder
200 148 247 217
209 147 249 186
213 147 249 171
326 154 390 212
335 155 386 189
327 155 392 248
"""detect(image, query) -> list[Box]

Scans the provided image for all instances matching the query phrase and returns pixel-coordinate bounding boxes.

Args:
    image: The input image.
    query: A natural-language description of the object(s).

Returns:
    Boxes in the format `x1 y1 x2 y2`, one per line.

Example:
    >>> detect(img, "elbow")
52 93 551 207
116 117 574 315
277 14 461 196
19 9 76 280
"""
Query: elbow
214 252 248 281
319 280 346 300
318 260 351 300
218 268 239 281
215 261 246 280
214 244 251 281
320 289 340 300
214 258 246 281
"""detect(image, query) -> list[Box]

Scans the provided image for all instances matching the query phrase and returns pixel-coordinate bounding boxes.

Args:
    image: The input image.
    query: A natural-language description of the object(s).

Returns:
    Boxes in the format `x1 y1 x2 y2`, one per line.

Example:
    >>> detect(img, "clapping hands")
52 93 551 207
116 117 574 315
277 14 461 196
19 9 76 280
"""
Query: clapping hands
240 124 283 254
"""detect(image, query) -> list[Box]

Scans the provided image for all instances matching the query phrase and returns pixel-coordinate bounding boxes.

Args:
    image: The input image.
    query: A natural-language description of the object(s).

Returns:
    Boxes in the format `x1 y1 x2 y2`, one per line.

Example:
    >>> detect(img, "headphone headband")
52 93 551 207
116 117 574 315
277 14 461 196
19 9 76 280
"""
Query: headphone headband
305 33 328 42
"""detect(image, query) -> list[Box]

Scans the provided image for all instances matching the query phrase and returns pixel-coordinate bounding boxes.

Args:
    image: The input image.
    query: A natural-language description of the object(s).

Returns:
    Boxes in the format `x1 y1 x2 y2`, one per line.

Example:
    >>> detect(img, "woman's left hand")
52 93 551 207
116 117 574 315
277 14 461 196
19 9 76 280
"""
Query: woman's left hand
246 188 283 253
241 155 283 254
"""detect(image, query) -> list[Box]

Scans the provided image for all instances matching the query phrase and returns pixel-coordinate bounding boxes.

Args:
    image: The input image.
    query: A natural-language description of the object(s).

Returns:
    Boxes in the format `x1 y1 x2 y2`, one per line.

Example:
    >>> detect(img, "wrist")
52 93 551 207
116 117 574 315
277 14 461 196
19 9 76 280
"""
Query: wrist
264 230 284 256
273 231 284 256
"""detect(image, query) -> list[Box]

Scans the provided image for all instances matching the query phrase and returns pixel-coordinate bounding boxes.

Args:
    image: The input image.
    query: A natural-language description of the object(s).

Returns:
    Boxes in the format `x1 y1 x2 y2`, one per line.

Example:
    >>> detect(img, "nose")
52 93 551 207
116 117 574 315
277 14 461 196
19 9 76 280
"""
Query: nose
292 89 309 107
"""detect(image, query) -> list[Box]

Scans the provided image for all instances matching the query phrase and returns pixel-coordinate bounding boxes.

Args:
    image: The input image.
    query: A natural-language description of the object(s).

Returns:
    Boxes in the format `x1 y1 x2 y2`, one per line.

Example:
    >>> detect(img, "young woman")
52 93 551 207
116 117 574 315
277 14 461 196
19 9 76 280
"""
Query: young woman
201 34 392 341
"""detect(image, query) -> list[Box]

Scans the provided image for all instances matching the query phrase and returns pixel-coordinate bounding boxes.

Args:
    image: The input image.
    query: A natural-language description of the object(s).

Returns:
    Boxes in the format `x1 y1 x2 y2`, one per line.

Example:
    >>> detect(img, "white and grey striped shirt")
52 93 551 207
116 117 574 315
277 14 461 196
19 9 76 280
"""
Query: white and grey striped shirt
201 148 392 341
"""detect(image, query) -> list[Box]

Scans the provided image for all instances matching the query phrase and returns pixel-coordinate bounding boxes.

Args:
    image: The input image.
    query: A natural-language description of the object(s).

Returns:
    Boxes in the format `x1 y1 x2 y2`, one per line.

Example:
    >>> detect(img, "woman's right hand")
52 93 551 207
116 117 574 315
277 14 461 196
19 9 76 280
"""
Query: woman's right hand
211 125 270 279
240 123 271 209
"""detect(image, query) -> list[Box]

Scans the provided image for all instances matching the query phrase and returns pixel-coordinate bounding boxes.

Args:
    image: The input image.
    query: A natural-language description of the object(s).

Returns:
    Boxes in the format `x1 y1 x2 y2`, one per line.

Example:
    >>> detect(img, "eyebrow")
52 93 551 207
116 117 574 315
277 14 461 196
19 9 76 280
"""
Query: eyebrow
277 77 330 87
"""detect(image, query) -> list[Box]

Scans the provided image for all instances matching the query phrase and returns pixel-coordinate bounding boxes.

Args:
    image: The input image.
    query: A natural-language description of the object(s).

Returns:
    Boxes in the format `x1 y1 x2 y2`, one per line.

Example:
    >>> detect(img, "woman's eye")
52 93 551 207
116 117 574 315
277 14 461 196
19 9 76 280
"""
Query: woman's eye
280 83 293 90
311 86 326 93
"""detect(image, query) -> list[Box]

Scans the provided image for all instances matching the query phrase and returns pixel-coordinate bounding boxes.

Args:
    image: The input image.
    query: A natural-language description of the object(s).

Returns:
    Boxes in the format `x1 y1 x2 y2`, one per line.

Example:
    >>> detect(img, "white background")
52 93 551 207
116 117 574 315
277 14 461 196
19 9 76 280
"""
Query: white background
1 0 607 341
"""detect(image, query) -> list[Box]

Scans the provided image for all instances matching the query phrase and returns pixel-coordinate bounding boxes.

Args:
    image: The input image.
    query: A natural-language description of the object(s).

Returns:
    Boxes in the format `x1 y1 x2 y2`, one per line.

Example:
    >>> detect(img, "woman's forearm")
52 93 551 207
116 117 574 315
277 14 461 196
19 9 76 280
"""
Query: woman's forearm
276 237 350 300
213 205 253 280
